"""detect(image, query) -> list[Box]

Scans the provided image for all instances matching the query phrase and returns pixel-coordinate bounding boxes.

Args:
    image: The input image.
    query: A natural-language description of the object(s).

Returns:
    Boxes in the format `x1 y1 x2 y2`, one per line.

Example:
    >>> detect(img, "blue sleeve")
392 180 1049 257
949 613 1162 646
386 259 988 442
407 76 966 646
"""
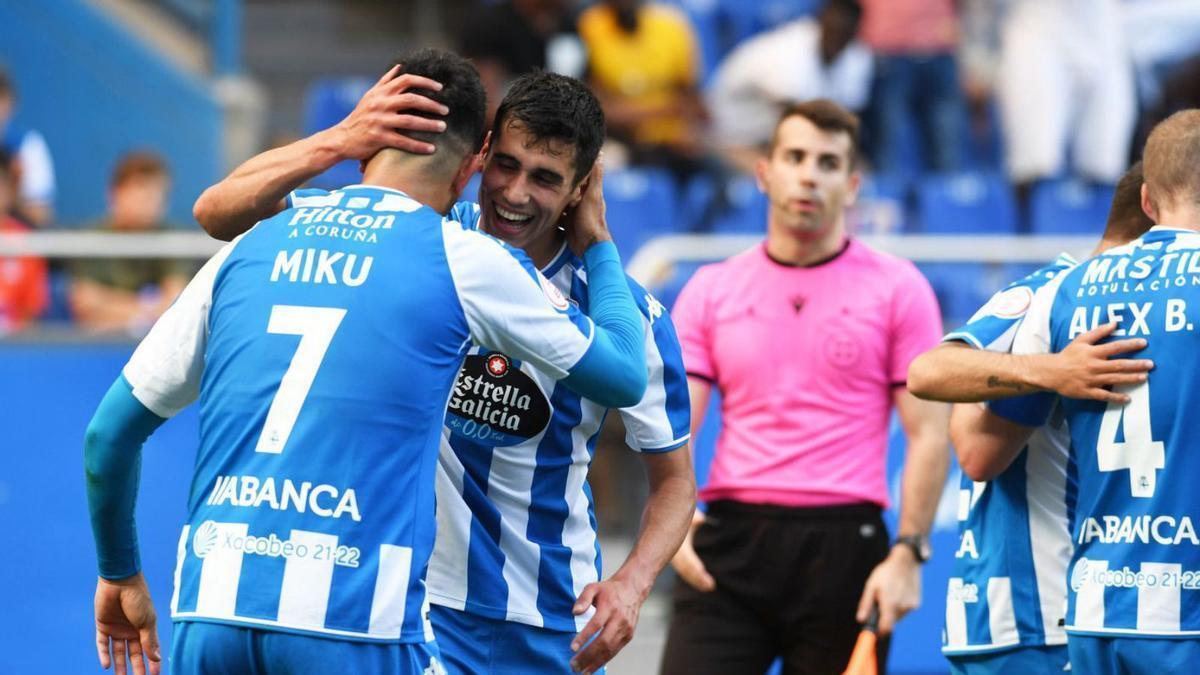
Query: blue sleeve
988 391 1056 428
83 375 168 579
563 241 648 408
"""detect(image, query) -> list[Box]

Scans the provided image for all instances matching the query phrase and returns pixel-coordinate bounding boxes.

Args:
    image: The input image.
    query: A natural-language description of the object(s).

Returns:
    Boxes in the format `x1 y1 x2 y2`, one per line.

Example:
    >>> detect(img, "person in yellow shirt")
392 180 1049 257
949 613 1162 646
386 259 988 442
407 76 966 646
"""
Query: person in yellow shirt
578 0 708 183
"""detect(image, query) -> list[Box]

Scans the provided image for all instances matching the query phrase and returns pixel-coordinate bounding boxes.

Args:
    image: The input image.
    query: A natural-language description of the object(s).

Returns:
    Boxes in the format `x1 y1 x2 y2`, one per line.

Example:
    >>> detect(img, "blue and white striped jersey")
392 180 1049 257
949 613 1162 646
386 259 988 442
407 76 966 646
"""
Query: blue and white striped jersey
941 255 1075 656
426 203 690 632
122 185 607 643
996 227 1200 638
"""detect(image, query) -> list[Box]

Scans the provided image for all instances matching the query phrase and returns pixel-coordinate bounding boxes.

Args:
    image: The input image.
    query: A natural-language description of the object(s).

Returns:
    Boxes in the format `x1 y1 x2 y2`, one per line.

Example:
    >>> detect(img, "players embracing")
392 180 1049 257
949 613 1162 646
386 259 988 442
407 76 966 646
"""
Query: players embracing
912 110 1200 674
190 62 696 674
84 50 683 675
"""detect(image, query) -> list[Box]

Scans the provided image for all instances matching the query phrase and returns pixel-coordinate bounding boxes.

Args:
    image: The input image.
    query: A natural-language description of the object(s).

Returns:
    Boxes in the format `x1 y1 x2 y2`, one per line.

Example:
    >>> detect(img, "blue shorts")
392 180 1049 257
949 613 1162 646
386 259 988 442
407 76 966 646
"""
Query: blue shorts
430 604 603 675
170 621 443 675
1069 635 1200 675
946 645 1068 675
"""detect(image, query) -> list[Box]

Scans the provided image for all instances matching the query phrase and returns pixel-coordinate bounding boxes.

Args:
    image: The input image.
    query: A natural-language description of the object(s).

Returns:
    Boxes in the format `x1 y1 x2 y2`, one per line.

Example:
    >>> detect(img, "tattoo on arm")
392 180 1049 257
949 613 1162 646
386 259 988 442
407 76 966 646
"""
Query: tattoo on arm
986 376 1025 392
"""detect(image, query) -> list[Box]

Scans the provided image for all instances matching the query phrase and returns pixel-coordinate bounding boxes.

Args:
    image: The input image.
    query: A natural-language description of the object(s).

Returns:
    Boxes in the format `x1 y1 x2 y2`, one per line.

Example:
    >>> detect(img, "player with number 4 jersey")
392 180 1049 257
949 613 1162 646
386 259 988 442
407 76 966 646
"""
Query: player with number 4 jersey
986 112 1200 673
83 51 648 675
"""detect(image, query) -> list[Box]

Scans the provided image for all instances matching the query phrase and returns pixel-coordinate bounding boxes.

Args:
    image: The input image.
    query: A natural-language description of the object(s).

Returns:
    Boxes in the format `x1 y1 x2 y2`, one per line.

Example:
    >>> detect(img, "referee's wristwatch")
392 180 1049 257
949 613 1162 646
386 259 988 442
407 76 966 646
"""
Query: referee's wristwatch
894 534 932 563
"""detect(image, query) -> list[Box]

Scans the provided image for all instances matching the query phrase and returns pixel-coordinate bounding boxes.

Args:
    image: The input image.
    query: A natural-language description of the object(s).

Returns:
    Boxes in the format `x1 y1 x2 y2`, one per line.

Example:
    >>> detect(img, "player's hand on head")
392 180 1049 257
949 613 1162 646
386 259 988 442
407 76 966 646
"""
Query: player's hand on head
569 573 646 674
670 510 716 592
563 157 613 257
856 548 921 636
332 65 449 159
94 573 162 675
1043 322 1154 403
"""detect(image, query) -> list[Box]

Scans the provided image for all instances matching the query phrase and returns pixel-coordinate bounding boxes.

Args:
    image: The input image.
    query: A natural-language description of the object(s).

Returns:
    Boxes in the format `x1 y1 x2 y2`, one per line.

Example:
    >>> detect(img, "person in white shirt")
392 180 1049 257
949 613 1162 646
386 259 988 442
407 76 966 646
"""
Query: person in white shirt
706 0 872 174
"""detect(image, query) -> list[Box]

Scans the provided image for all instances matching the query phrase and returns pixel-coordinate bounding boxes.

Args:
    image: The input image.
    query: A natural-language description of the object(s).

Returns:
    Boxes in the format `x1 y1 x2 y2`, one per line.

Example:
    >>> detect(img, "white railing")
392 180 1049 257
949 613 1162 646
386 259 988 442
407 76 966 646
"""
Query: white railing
0 231 1096 279
0 231 224 259
625 234 1096 286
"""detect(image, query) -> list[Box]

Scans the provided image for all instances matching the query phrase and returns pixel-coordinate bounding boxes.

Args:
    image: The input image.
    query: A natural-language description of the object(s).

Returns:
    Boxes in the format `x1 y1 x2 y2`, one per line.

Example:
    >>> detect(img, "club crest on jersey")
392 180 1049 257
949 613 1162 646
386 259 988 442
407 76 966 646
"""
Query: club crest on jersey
985 286 1034 319
446 352 552 446
540 275 570 311
486 353 510 377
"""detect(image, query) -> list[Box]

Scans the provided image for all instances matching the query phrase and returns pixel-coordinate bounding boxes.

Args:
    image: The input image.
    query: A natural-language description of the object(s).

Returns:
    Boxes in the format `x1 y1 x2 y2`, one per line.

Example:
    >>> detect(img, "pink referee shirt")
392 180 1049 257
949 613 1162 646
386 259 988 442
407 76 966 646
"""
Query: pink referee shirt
673 240 942 509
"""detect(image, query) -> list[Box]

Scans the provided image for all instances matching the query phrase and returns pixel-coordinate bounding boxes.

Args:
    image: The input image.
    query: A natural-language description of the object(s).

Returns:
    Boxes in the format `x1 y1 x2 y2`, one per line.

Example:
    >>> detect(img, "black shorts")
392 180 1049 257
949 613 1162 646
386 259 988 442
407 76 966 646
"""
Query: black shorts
660 500 891 675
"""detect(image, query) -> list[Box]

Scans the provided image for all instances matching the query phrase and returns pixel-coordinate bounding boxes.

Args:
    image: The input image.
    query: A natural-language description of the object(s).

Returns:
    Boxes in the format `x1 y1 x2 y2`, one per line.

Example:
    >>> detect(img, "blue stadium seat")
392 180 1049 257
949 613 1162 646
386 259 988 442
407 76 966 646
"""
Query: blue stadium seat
917 262 1010 326
40 265 74 323
653 260 707 313
302 78 373 190
667 0 726 82
603 168 680 261
720 0 826 43
707 174 768 234
1030 178 1116 235
915 171 1017 234
851 173 911 234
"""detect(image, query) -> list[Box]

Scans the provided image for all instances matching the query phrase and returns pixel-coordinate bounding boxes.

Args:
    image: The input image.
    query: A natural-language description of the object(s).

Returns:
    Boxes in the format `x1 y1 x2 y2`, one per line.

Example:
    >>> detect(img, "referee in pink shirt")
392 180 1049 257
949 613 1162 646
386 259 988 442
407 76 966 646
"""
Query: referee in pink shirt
660 100 950 674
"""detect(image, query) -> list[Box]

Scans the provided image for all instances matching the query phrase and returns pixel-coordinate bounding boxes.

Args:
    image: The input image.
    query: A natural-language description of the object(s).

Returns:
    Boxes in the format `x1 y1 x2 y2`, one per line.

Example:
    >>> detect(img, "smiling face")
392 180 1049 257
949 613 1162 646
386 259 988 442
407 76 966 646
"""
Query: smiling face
757 113 859 245
478 119 585 265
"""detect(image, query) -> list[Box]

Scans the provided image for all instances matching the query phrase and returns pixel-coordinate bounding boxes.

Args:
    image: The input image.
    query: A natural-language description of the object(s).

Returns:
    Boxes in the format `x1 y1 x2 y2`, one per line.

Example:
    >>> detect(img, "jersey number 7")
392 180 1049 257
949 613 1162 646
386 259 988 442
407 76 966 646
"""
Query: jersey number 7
255 304 347 454
1097 381 1165 498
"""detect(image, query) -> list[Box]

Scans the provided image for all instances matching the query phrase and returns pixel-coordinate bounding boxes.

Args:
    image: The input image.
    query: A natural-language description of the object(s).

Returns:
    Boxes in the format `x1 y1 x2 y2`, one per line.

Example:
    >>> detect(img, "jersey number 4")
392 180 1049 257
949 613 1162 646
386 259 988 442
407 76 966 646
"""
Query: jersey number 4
255 305 347 454
1097 382 1165 498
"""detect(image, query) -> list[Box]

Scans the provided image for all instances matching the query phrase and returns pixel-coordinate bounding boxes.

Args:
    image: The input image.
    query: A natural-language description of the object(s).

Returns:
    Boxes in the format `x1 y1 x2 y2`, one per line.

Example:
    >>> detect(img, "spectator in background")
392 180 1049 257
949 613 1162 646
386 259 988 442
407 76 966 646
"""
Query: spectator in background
69 151 191 336
0 149 47 333
459 0 586 125
859 0 966 172
578 0 708 185
963 0 1135 218
0 67 55 227
707 0 872 175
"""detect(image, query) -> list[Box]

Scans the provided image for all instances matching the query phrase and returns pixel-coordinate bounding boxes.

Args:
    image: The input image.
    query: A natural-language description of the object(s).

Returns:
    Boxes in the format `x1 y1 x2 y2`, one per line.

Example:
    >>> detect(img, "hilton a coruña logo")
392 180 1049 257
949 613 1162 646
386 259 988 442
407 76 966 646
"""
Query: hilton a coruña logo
445 352 551 446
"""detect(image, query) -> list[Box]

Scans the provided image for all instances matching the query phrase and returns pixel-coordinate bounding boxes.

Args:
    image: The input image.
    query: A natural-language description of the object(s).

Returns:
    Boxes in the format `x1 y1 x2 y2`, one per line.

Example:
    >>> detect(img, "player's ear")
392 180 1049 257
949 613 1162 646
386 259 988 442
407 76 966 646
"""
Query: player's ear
1141 183 1158 223
845 168 862 208
479 131 492 160
755 155 769 193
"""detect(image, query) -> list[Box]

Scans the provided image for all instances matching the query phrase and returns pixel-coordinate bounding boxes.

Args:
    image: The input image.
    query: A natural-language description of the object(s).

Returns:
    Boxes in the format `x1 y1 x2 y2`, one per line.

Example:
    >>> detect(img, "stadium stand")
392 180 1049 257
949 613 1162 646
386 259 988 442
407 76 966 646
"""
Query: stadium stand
915 170 1017 234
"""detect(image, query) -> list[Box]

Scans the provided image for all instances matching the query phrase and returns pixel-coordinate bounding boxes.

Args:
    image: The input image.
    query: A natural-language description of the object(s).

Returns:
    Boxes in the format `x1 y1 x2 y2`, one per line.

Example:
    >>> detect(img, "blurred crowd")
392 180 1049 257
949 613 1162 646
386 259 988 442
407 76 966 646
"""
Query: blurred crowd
3 0 1200 337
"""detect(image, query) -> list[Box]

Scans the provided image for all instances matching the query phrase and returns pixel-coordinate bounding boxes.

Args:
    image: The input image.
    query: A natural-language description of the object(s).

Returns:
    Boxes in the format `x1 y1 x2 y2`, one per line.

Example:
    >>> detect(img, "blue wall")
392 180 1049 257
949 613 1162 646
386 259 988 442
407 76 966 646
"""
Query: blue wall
0 344 955 673
0 0 221 227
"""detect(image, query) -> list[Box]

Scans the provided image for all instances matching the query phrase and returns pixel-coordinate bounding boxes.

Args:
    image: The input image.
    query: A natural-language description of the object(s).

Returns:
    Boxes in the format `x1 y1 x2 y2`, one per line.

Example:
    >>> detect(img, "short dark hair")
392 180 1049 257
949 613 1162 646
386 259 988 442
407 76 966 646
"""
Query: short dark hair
111 150 169 189
771 99 861 169
1104 161 1154 243
823 0 863 23
389 48 486 155
0 68 11 100
491 72 605 185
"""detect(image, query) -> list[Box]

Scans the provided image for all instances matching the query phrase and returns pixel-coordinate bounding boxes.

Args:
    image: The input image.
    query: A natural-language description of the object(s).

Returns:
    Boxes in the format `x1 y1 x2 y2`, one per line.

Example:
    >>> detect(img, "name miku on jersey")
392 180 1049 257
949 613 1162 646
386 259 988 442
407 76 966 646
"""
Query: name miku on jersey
942 255 1075 656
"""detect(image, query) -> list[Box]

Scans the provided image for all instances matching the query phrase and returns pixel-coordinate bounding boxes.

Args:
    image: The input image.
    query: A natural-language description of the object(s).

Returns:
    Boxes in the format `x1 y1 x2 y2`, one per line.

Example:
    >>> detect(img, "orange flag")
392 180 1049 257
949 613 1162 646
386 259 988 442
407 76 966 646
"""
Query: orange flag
841 606 879 675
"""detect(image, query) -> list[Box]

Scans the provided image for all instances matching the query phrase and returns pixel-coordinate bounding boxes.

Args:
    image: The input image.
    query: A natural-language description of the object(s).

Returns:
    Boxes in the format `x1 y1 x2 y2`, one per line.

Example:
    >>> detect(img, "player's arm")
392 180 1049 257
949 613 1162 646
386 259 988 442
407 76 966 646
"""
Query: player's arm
533 161 648 406
571 302 697 673
571 447 695 673
84 241 235 675
907 323 1152 403
194 68 449 241
951 401 1039 480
